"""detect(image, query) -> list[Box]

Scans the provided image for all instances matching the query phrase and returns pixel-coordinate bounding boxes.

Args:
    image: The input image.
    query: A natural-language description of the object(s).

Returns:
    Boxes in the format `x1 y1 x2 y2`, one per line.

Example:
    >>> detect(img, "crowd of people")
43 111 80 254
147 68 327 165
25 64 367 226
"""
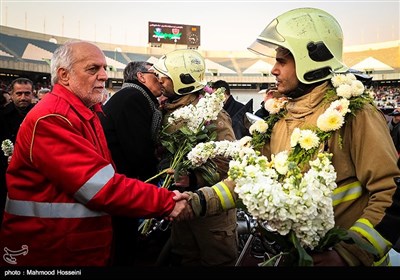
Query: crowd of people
0 7 399 269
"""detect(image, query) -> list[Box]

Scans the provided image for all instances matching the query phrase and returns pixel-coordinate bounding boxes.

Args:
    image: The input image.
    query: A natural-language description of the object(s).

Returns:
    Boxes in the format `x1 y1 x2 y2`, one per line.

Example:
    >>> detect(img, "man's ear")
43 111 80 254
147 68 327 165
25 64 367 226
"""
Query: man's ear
57 68 69 86
137 72 146 84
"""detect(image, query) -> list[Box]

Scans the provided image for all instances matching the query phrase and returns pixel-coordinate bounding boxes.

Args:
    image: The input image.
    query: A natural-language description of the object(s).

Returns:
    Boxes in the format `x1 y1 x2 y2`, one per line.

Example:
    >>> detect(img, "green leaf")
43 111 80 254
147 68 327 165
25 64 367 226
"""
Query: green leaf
289 231 313 266
314 227 351 251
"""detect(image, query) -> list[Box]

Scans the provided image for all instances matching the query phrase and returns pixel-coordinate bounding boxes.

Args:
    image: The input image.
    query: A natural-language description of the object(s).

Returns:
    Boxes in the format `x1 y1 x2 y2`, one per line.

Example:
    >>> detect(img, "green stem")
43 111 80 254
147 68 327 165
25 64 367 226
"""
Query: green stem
144 168 170 183
140 140 190 236
160 139 189 189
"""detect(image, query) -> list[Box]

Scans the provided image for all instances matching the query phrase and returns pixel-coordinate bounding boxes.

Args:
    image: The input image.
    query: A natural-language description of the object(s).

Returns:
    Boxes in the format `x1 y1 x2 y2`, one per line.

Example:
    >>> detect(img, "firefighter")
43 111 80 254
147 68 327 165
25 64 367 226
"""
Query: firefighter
185 7 400 266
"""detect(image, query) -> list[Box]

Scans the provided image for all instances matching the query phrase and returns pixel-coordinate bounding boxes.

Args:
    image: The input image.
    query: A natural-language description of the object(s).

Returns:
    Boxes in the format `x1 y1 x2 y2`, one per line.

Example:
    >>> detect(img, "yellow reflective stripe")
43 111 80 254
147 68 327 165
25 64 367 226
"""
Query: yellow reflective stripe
4 196 107 218
75 164 115 204
350 218 391 258
373 252 391 266
332 181 362 206
212 182 235 210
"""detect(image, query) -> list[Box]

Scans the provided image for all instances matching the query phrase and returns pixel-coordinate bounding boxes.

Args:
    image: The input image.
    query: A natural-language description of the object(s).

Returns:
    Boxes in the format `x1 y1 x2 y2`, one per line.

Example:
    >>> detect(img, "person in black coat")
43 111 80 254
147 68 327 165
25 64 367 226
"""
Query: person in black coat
98 61 166 266
0 78 35 224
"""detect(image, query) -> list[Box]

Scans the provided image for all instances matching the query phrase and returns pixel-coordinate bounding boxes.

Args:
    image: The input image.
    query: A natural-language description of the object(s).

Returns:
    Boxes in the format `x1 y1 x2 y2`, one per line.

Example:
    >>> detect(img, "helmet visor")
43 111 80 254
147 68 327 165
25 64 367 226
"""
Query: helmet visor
248 18 286 58
248 40 279 58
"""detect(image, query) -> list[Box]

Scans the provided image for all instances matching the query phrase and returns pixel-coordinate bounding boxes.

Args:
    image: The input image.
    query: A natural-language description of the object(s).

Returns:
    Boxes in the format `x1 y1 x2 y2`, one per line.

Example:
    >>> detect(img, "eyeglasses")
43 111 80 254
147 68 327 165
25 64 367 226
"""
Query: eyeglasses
141 71 159 78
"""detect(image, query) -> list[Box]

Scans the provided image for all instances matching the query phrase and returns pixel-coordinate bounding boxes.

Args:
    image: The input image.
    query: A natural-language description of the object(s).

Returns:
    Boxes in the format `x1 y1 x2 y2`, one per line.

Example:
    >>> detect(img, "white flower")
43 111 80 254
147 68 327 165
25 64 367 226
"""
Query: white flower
239 136 253 147
331 74 350 87
231 152 337 249
249 119 268 135
264 97 287 114
351 80 365 97
346 73 357 82
272 151 289 175
298 129 320 150
317 110 345 132
336 84 352 99
1 139 14 157
168 88 225 133
332 73 355 88
328 99 350 116
290 128 302 147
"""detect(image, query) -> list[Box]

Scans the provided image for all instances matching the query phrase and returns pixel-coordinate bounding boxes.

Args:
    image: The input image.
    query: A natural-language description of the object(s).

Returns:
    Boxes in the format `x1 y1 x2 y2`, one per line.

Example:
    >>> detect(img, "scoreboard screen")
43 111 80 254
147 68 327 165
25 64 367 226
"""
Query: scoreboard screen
148 21 200 46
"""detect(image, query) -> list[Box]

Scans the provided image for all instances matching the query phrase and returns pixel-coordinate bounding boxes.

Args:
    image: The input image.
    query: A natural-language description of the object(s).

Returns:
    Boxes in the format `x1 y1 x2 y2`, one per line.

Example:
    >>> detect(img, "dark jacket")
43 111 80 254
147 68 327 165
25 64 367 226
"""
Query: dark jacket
388 119 400 155
254 101 270 119
99 80 162 266
224 95 252 139
223 95 244 119
99 82 160 181
0 102 34 223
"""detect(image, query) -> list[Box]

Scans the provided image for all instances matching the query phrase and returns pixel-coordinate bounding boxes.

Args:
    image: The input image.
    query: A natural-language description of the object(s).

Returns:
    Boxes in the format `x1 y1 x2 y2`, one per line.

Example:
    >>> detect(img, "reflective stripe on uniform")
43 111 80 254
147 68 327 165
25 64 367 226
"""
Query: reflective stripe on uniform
211 181 235 210
373 252 391 266
350 218 392 259
4 196 107 218
332 181 362 206
74 163 115 204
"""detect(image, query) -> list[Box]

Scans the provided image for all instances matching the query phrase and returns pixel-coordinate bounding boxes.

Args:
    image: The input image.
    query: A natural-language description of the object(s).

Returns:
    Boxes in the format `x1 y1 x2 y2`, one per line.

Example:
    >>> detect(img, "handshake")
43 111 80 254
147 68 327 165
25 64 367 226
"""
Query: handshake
166 190 195 222
165 176 238 223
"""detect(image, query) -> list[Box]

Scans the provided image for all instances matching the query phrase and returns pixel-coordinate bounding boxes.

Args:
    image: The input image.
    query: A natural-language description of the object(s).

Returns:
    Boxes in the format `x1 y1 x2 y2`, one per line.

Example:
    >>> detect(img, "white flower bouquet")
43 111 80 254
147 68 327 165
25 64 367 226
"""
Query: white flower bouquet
1 139 14 157
139 87 226 235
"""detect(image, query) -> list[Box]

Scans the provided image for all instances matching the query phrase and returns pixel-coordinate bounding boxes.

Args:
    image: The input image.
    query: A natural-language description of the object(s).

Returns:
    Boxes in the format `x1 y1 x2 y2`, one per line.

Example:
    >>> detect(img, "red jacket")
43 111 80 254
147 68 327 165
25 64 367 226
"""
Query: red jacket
0 84 175 266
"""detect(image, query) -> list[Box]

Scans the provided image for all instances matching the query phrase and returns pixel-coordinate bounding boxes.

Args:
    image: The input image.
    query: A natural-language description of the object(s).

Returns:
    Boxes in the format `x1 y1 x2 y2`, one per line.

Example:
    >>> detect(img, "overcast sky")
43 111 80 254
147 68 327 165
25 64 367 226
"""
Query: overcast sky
1 0 399 51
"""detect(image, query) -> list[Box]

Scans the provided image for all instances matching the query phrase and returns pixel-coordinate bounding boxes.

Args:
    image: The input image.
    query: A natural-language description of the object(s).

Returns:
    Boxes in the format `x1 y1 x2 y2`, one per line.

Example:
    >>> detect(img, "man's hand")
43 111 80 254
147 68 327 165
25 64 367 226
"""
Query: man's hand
166 190 193 222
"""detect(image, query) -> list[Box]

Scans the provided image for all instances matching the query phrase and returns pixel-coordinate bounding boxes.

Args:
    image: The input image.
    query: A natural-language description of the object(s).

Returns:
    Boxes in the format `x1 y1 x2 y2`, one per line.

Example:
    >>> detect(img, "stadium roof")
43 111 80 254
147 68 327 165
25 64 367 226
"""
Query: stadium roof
0 25 399 83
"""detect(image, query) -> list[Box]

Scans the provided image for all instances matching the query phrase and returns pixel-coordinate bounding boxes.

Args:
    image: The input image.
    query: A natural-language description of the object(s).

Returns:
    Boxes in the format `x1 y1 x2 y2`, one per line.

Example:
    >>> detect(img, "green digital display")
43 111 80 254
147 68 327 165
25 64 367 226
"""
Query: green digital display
148 21 200 46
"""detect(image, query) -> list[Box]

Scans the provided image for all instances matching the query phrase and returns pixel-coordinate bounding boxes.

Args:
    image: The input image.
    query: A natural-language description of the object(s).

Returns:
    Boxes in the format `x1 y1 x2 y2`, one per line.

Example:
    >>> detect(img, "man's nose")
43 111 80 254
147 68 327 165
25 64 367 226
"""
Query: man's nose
99 68 108 80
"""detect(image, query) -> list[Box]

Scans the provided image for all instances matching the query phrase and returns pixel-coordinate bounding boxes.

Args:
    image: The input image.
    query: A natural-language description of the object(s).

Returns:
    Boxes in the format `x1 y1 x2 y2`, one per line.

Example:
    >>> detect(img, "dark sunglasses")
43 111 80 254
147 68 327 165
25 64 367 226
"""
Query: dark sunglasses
141 71 159 78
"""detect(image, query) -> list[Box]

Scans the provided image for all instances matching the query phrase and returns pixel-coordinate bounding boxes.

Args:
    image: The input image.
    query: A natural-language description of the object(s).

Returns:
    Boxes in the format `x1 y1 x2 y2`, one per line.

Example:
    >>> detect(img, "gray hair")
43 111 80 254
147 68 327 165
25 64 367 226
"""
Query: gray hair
123 61 153 82
50 40 81 85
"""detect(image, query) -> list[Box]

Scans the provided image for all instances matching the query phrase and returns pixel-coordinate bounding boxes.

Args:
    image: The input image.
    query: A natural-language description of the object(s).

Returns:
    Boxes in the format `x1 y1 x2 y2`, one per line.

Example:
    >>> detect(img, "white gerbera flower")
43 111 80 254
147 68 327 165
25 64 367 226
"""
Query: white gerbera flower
298 130 320 150
317 110 344 132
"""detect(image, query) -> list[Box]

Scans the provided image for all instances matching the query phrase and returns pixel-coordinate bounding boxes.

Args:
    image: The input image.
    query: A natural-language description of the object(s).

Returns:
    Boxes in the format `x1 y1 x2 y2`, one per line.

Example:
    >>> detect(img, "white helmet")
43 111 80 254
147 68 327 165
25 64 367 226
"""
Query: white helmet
248 7 348 84
153 49 207 95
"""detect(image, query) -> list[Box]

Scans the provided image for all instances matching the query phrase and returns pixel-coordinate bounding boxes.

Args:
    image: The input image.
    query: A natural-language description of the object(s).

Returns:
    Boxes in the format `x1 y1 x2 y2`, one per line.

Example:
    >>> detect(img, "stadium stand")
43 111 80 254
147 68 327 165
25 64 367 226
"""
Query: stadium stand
0 25 399 97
